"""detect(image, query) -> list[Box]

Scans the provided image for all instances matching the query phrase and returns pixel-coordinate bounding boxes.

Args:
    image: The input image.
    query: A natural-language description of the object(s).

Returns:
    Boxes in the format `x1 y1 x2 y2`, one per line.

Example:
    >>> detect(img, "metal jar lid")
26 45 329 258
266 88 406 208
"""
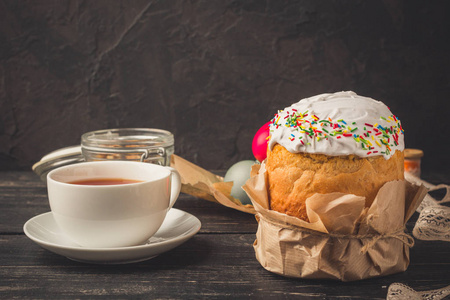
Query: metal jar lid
32 145 84 182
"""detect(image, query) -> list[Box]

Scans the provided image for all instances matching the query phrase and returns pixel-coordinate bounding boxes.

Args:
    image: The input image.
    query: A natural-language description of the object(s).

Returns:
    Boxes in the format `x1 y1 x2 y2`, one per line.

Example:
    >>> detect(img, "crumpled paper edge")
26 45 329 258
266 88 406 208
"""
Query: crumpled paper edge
170 154 256 214
243 162 428 281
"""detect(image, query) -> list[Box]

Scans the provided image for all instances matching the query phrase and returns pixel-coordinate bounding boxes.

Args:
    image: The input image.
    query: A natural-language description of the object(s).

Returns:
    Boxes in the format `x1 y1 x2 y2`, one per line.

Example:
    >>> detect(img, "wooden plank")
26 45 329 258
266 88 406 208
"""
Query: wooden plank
1 171 449 299
1 171 448 234
0 194 258 234
0 172 258 234
1 235 449 299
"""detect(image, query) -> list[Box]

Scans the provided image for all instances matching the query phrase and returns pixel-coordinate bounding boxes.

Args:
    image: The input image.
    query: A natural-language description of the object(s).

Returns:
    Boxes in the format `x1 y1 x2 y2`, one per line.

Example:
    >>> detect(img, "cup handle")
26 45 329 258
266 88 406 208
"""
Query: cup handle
166 167 181 209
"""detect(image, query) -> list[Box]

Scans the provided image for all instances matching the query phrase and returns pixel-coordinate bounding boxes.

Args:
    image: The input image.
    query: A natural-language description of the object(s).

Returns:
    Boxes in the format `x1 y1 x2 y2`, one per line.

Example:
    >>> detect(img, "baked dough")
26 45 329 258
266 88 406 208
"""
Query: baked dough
266 144 404 221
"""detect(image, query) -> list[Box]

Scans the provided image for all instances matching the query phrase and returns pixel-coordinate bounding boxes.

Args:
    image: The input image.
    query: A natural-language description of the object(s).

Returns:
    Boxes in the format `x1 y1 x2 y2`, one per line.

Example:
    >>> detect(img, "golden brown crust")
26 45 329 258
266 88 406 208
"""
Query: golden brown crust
266 144 404 221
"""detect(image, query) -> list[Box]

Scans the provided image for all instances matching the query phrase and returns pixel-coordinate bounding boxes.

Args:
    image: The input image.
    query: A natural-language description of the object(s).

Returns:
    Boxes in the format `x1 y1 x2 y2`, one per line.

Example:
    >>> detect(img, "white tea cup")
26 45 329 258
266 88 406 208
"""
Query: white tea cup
47 161 181 248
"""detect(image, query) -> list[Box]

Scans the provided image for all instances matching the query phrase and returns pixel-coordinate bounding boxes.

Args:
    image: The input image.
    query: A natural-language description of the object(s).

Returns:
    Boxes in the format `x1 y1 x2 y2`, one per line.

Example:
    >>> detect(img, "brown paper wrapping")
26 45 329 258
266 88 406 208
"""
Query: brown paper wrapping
170 155 256 214
242 162 428 281
170 154 428 281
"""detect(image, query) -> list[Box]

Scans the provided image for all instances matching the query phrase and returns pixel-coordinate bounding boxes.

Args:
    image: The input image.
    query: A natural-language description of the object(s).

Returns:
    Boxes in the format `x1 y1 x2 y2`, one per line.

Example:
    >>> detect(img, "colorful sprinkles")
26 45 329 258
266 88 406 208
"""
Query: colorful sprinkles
269 109 404 156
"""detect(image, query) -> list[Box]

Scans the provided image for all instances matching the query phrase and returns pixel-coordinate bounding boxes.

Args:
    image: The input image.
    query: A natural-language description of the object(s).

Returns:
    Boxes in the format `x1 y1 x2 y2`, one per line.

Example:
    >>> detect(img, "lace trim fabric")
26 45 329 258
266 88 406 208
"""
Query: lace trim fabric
387 174 450 300
413 205 450 242
405 173 450 242
387 283 450 300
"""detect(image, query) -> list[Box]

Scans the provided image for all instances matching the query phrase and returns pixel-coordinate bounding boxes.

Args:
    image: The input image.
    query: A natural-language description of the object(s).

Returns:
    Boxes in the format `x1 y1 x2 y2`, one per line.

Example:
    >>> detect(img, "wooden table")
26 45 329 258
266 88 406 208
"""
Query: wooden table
1 171 449 299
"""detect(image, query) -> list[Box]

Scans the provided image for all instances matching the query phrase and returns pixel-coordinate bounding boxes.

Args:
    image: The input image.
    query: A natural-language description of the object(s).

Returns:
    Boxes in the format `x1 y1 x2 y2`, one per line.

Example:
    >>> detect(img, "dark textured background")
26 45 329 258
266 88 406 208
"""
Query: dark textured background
1 0 449 174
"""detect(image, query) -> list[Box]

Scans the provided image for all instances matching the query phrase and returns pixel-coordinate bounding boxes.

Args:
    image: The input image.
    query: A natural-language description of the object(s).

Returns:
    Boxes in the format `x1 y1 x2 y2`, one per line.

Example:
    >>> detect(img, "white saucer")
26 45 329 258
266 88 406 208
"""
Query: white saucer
24 209 201 264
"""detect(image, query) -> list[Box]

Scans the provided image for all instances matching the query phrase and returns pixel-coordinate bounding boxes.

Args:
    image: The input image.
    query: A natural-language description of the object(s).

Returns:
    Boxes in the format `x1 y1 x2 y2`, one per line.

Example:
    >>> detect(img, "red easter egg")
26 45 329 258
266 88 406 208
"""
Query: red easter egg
252 121 271 162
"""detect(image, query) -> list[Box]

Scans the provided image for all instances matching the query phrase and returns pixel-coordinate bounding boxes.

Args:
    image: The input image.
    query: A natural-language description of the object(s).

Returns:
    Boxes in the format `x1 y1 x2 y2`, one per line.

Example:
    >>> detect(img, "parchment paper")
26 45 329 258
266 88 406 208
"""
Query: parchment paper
170 154 428 281
170 155 256 214
242 162 428 281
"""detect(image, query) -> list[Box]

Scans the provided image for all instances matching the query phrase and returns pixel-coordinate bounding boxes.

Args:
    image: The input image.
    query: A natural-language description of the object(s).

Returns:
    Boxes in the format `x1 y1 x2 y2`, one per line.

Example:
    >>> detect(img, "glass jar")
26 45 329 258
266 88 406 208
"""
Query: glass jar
81 128 174 166
404 148 423 177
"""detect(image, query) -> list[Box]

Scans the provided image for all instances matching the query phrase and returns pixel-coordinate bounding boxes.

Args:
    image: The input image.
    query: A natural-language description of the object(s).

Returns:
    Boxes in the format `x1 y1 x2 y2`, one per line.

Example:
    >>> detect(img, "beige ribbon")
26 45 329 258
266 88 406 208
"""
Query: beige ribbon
257 213 415 254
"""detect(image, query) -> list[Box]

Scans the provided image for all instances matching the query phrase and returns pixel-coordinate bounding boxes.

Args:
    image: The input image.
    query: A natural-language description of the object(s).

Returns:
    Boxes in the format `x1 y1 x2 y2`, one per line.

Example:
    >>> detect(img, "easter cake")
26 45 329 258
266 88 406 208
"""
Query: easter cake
266 91 405 221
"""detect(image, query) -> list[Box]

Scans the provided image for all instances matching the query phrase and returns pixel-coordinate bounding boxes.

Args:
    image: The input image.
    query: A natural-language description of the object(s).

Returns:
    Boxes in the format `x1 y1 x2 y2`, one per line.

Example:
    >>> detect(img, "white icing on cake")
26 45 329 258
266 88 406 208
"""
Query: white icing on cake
268 91 404 159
